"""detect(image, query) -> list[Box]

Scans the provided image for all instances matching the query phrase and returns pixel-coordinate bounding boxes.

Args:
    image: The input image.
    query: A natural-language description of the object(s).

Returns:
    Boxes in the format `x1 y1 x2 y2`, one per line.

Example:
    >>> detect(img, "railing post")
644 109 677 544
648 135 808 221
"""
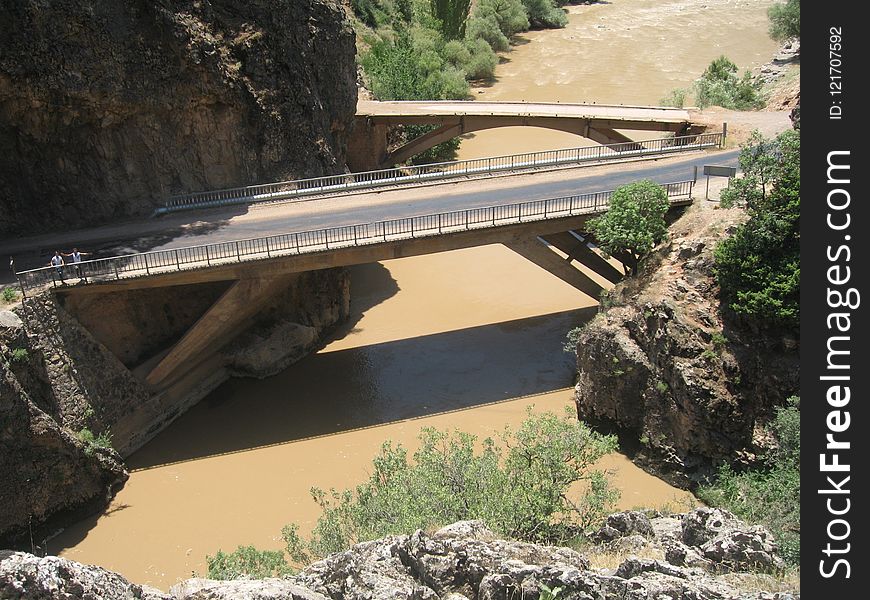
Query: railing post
465 209 470 229
175 249 180 270
205 247 210 266
294 233 300 253
410 218 414 238
114 261 120 280
354 225 358 245
266 237 272 257
235 241 241 262
144 254 150 275
438 213 442 233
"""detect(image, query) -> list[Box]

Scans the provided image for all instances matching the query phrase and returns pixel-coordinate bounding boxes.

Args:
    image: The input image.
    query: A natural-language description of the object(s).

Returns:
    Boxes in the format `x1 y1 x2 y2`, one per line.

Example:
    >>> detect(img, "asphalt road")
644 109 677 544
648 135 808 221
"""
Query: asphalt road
1 149 738 283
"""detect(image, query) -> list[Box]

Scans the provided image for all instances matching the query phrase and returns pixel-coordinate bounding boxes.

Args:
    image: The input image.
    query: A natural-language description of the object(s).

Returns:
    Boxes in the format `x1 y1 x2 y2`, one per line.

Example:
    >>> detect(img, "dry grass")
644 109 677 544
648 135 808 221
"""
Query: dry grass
718 568 801 596
584 545 666 571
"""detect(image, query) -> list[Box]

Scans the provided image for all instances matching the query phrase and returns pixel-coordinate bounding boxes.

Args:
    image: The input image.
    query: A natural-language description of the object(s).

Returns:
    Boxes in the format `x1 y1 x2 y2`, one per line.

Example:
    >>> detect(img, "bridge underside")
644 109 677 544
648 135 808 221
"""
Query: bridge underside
57 206 687 392
347 114 698 170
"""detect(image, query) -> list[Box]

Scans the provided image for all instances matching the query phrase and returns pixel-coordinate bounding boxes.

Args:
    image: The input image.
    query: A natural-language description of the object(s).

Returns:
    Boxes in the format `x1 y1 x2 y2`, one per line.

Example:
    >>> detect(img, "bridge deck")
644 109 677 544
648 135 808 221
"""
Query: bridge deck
356 100 695 124
17 181 695 294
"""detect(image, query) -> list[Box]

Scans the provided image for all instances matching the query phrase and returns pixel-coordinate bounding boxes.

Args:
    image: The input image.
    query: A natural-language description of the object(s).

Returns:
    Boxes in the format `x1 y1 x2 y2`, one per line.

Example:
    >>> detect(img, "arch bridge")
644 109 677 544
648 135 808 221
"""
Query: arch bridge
348 100 704 170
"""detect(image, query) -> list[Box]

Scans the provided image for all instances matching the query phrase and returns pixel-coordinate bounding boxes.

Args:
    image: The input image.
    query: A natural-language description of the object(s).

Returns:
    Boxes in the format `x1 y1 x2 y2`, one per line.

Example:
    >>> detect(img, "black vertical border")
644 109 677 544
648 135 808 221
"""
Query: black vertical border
802 2 867 596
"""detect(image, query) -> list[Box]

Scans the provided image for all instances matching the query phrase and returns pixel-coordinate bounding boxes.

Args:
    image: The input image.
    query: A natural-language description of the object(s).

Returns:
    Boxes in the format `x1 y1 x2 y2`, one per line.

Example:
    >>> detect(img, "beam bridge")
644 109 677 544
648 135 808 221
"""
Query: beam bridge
17 180 695 390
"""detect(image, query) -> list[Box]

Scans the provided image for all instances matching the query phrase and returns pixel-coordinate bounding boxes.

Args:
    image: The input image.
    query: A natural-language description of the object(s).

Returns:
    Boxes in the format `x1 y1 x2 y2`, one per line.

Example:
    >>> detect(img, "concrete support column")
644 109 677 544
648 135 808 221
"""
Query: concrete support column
145 274 295 388
346 117 389 172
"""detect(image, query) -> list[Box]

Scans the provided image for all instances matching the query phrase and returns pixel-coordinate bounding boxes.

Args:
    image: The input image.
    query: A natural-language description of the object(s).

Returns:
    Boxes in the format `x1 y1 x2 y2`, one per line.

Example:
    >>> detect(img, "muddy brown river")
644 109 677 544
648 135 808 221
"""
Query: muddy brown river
54 0 777 589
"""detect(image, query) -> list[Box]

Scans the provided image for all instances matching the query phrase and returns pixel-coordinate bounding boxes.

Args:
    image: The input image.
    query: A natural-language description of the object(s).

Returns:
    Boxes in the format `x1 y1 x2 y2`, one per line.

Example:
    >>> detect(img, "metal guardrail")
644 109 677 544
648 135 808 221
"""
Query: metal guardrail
17 180 695 294
156 133 722 214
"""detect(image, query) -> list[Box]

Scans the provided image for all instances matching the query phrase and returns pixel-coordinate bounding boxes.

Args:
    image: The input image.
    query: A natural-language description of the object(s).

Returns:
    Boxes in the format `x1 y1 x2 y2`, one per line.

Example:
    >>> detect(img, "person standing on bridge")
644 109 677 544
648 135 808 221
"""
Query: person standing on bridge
50 251 65 283
63 247 90 282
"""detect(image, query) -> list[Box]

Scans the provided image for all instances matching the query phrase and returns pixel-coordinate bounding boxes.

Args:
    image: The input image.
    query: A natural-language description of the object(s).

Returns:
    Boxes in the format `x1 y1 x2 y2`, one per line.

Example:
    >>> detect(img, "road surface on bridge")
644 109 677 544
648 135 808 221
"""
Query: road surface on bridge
2 149 738 281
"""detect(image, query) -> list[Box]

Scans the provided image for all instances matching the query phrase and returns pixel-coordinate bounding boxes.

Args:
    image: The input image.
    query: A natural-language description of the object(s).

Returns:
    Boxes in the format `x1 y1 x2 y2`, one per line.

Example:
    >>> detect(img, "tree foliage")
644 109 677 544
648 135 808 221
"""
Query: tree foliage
521 0 568 28
714 129 800 330
693 56 764 110
587 180 670 275
768 0 800 42
697 397 800 564
430 0 472 39
282 409 619 562
206 545 295 580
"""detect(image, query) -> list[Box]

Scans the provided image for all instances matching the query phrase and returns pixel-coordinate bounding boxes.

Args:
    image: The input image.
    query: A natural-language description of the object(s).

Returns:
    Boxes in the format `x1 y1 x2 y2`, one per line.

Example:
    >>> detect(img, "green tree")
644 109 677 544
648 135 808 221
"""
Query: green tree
521 0 567 28
693 56 764 110
768 0 800 42
714 130 800 330
697 397 800 564
431 0 472 39
282 409 618 562
587 180 670 276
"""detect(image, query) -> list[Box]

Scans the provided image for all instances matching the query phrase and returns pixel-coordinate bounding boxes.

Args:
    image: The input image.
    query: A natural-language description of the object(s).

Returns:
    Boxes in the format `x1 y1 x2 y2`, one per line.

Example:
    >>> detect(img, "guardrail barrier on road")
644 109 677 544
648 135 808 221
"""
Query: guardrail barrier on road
17 180 695 295
157 133 722 214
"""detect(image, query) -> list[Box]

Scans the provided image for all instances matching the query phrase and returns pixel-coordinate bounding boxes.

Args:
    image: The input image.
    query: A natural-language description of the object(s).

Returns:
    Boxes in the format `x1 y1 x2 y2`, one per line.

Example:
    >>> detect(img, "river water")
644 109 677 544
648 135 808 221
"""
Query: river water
54 0 777 589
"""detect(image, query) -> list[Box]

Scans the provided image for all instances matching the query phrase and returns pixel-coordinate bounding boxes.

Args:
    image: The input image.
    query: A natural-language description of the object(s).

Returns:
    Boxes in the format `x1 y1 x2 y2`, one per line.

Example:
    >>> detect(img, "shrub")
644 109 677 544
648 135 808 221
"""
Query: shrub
659 88 687 108
462 38 499 79
76 427 113 456
521 0 567 28
206 545 294 580
767 0 799 42
466 14 511 51
10 347 29 363
693 56 764 110
282 409 619 562
2 286 18 303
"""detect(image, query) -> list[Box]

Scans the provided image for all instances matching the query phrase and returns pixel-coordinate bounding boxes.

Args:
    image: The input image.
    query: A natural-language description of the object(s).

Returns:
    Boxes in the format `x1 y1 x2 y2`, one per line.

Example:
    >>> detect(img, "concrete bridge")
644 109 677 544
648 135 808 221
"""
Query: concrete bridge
17 180 694 392
348 100 704 169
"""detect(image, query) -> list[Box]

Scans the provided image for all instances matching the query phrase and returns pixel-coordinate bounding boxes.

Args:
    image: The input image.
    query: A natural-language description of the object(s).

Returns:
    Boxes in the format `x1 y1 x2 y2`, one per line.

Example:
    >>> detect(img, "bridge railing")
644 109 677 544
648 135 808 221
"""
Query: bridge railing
157 133 721 214
16 180 695 294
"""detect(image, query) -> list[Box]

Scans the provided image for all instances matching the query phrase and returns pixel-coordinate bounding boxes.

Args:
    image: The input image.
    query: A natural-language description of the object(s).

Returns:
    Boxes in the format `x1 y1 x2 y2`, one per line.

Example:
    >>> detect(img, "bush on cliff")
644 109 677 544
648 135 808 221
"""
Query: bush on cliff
587 180 670 276
714 129 800 330
282 408 619 562
697 397 800 564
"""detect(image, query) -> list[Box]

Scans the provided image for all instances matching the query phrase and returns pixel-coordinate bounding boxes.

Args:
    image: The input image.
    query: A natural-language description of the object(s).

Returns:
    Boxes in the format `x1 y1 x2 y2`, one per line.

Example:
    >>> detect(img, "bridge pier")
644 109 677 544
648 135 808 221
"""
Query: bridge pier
144 274 298 388
346 117 389 172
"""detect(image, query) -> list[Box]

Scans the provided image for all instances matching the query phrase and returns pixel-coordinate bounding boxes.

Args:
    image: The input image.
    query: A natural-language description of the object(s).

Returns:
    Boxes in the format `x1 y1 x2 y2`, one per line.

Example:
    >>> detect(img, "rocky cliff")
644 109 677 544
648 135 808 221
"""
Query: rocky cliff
573 202 799 487
0 0 357 236
0 309 128 551
0 509 797 599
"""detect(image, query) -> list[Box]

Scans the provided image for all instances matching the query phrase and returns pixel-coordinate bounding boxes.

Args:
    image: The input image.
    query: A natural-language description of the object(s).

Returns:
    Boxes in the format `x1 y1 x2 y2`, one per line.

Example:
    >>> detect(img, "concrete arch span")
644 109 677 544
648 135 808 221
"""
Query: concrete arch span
347 100 701 169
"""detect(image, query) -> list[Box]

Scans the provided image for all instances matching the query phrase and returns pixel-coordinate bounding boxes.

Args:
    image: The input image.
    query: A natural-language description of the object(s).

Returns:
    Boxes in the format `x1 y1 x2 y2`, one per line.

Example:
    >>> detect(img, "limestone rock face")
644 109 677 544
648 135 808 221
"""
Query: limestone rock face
573 204 799 485
0 0 357 236
0 550 168 600
0 512 795 600
0 310 128 548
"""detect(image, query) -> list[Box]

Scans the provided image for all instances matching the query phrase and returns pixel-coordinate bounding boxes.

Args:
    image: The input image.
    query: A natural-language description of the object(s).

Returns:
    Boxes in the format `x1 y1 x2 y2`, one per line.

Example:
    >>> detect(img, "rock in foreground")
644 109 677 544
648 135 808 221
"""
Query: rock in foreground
1 509 797 599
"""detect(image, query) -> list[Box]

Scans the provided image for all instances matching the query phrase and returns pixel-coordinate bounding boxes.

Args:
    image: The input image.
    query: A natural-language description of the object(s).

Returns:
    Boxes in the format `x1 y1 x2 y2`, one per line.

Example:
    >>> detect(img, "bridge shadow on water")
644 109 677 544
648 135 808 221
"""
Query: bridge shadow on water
126 305 597 471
